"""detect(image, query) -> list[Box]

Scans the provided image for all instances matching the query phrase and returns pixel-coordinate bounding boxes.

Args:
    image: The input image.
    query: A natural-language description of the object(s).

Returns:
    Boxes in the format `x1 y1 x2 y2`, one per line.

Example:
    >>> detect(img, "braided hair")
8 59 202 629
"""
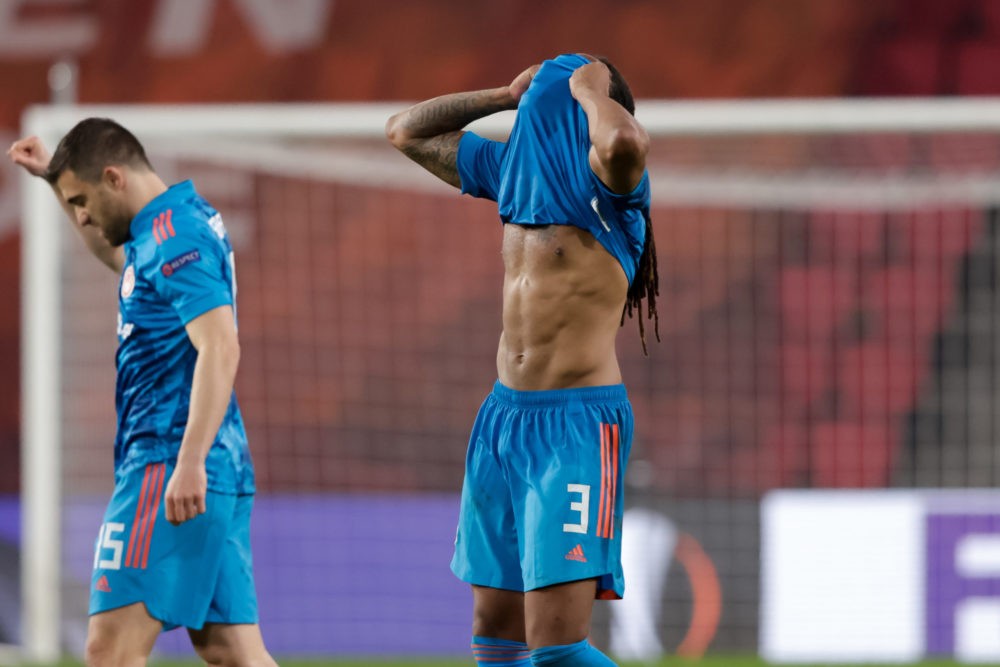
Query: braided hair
623 210 659 355
594 57 659 354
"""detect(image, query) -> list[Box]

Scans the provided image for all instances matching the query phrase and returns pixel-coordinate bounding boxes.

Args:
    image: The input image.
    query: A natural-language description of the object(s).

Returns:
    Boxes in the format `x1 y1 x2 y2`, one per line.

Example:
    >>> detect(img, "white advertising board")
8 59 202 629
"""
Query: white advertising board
761 490 1000 663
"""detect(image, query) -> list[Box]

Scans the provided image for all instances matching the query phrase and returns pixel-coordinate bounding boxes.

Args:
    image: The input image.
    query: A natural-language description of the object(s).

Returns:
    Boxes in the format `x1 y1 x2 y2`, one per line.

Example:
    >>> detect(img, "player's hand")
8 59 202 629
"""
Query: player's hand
508 64 541 105
164 461 208 526
6 136 52 178
569 60 612 101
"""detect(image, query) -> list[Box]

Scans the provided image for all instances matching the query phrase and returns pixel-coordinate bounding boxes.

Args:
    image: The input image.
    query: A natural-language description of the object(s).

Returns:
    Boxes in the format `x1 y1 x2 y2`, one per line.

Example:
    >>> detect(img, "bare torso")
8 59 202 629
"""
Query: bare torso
497 223 628 391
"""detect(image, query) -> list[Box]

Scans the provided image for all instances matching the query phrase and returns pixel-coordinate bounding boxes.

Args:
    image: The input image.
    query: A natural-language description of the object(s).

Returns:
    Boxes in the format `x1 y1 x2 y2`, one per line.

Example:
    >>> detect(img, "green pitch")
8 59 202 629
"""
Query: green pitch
41 657 970 667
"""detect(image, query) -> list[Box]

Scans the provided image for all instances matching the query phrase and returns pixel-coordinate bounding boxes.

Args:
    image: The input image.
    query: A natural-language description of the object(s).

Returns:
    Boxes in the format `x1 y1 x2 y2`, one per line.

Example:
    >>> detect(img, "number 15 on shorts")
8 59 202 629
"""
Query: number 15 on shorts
94 522 125 570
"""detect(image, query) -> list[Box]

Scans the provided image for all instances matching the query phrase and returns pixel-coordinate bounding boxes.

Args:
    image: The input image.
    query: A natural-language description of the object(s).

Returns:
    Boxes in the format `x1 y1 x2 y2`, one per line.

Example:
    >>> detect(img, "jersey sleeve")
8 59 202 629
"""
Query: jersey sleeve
151 217 234 325
457 132 505 201
594 169 651 212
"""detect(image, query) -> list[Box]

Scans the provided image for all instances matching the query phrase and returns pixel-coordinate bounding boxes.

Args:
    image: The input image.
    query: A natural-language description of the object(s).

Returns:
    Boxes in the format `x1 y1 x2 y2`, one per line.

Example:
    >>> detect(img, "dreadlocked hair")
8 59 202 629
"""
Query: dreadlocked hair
622 210 660 355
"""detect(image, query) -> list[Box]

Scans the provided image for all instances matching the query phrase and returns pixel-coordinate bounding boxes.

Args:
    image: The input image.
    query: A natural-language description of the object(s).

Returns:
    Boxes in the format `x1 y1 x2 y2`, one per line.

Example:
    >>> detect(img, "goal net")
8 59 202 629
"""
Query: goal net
19 100 1000 662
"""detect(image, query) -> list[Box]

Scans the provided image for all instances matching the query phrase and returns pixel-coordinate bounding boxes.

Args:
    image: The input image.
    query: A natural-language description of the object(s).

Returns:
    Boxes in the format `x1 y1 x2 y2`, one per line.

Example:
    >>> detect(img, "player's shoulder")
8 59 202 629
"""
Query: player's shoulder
144 181 222 237
149 203 224 247
134 211 223 280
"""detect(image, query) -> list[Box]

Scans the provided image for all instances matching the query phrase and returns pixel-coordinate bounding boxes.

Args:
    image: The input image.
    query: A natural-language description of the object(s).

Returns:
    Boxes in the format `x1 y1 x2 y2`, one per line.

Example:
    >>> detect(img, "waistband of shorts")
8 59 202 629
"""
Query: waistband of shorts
490 380 628 406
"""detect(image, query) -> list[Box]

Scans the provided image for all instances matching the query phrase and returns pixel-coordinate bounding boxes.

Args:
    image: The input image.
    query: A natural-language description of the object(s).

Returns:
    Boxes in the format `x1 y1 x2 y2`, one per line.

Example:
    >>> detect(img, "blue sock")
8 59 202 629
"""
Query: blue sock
530 639 617 667
472 635 532 666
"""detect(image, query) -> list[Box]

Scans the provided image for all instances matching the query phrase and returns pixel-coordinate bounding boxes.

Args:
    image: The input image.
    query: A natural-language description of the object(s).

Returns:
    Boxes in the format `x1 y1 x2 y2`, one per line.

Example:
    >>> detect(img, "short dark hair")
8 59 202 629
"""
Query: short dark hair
45 118 152 185
596 56 635 116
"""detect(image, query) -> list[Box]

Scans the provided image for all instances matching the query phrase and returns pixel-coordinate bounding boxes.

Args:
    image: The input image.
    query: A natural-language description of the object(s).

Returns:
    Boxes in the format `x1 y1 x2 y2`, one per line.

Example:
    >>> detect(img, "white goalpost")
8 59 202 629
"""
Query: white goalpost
19 98 1000 663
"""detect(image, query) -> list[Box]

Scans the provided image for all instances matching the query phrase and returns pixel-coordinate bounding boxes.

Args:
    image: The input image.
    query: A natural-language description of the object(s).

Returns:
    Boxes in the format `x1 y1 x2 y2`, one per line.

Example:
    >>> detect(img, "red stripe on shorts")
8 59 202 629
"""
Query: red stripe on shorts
132 463 159 568
124 464 153 568
596 423 607 538
608 423 619 539
139 463 165 569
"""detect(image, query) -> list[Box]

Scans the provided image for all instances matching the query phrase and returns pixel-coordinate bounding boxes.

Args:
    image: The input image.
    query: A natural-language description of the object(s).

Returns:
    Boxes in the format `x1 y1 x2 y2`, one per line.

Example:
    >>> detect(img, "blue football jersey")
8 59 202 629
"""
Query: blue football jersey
456 53 651 285
115 180 254 495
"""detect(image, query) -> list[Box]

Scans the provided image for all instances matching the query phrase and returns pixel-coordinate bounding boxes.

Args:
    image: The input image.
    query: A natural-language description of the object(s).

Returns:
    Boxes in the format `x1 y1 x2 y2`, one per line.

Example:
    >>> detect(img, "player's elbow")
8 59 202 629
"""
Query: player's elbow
385 112 414 151
596 125 648 170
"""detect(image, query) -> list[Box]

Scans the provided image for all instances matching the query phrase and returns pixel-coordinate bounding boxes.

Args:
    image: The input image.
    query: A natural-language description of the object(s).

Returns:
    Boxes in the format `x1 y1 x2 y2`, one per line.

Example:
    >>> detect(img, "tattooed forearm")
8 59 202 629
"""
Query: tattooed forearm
401 88 515 138
400 131 463 188
386 86 515 189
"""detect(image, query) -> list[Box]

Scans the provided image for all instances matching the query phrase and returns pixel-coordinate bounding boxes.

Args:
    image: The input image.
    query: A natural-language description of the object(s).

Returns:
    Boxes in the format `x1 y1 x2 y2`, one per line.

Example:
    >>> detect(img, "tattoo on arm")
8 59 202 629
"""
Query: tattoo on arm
400 131 463 188
389 87 513 189
402 89 512 137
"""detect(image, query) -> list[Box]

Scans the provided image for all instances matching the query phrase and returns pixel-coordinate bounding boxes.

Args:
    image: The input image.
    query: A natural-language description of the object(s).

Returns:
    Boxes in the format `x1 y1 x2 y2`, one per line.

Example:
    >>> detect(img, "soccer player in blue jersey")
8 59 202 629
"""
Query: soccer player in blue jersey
386 55 658 667
9 120 277 667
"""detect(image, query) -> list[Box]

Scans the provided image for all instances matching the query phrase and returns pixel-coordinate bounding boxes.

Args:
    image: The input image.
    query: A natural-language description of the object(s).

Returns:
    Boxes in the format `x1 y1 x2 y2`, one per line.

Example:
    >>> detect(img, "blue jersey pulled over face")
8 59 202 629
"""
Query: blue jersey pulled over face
115 180 254 495
456 53 651 285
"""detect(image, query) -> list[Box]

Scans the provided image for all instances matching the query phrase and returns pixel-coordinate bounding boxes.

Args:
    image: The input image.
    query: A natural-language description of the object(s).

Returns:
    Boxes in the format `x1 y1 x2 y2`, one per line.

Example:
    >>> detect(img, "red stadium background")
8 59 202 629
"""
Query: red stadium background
6 0 1000 657
5 0 998 494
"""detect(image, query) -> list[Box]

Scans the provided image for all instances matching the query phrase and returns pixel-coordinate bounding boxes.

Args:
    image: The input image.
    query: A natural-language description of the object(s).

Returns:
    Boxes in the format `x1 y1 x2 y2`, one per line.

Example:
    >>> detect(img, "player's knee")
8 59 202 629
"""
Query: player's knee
83 640 106 667
473 608 525 642
84 632 127 667
191 642 227 666
191 643 268 667
472 588 526 641
525 615 589 649
472 605 525 642
192 643 277 667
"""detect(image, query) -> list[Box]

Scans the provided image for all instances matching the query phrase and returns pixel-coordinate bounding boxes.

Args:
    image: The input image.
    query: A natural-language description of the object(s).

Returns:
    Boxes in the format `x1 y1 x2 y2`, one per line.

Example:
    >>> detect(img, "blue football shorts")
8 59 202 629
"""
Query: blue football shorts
451 380 633 598
89 460 259 630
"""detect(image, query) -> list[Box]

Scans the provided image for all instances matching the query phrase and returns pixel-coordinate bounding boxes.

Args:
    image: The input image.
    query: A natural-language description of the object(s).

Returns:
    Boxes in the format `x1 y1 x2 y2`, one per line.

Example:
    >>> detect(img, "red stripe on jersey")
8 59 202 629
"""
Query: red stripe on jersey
164 209 175 237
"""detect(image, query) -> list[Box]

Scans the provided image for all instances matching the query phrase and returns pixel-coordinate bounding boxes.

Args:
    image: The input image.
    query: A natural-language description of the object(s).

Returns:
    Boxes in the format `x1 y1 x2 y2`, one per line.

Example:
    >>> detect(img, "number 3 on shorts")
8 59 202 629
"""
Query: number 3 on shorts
563 483 591 534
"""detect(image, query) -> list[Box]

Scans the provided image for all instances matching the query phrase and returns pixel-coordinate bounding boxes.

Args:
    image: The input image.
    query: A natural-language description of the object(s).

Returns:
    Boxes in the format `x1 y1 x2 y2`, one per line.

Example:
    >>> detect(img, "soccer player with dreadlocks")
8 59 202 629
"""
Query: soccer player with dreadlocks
387 53 657 667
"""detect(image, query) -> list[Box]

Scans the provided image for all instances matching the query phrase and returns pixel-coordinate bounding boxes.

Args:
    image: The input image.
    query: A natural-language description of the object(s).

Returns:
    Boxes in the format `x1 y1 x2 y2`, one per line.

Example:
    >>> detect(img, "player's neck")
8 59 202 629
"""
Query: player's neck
127 171 169 218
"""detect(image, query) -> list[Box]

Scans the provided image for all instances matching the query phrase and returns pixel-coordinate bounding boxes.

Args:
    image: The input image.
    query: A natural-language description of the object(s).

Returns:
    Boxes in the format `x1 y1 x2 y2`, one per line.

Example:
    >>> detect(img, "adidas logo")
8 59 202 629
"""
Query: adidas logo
152 210 176 245
565 544 587 563
95 575 111 593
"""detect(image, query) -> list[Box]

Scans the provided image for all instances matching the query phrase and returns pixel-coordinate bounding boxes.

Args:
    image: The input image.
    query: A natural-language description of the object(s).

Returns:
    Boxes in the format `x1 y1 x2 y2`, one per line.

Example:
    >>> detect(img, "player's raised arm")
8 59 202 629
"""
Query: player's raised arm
7 136 124 273
570 59 649 195
385 64 539 188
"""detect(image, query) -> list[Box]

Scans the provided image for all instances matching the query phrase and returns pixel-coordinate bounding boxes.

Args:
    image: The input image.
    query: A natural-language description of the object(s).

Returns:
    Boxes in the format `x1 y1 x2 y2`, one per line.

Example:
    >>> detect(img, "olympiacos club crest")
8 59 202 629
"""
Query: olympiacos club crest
121 265 135 298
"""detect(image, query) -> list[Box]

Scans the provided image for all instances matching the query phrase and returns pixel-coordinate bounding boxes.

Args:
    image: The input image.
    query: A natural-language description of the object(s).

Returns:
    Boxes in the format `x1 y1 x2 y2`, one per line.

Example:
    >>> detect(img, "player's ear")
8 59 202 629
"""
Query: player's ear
103 165 126 191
